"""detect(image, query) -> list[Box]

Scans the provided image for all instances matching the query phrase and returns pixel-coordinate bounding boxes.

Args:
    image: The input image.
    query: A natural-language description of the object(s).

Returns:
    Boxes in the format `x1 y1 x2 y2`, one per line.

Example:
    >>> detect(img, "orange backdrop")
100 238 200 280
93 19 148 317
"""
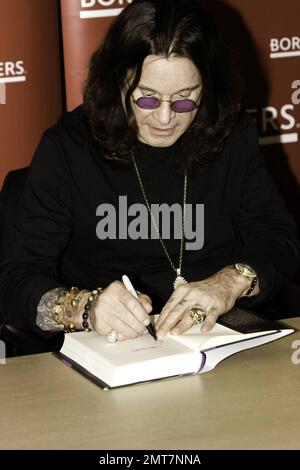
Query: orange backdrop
0 0 63 187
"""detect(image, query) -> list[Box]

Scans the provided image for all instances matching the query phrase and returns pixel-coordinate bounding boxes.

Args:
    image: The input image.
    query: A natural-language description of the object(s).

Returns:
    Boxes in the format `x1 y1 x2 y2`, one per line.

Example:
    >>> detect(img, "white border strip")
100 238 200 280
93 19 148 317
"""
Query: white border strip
270 51 300 59
80 8 123 19
259 133 298 145
0 76 26 84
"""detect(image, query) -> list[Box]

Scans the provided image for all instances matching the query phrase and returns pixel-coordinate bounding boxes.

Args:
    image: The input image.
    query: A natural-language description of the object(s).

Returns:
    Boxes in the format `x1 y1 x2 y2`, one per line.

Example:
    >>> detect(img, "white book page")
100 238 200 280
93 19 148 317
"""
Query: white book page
170 322 278 351
201 328 294 373
62 331 194 366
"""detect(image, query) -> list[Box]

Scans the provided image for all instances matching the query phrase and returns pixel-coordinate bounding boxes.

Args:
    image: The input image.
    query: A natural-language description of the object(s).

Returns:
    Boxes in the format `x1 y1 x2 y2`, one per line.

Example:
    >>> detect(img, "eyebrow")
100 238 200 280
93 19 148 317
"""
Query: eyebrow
138 84 201 94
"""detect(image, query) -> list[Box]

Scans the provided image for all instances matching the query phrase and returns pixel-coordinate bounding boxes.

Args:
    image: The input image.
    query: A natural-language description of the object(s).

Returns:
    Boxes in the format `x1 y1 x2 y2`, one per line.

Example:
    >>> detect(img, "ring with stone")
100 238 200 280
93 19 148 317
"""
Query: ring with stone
106 329 118 343
188 305 207 325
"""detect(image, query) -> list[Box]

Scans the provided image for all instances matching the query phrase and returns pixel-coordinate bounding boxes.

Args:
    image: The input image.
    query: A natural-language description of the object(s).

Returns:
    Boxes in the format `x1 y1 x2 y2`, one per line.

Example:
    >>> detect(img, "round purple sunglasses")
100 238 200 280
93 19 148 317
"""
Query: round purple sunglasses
133 96 199 113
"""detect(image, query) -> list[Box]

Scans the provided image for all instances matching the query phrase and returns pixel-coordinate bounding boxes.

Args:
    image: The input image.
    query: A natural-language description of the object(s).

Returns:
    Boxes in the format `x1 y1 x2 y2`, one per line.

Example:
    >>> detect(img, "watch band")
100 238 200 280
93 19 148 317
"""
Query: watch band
234 263 258 298
244 276 258 297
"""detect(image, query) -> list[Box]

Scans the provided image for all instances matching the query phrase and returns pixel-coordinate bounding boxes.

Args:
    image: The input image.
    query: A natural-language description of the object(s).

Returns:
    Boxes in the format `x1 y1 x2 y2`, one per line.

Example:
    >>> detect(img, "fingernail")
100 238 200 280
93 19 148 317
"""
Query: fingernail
143 318 150 326
145 303 152 312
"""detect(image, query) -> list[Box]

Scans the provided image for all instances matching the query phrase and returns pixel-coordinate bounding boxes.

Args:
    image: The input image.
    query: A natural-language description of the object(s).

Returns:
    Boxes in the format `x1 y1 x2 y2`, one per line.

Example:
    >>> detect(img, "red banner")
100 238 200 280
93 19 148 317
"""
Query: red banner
60 0 132 110
0 0 63 187
203 0 300 229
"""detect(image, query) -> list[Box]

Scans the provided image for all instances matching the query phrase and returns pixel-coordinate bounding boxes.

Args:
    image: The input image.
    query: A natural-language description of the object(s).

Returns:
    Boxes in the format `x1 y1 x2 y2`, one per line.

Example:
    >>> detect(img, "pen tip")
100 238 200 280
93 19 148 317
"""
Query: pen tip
147 323 157 341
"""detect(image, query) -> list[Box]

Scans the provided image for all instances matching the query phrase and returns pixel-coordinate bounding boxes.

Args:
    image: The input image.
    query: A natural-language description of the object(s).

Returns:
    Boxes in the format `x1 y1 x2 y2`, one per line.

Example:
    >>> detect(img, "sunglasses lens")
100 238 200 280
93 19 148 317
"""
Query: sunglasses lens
172 99 197 113
135 97 198 112
135 97 160 109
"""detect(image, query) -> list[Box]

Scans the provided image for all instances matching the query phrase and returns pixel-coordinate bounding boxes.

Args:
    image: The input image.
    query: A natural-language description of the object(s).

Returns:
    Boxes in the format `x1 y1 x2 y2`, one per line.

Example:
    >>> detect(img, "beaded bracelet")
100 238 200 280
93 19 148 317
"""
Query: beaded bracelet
82 287 103 331
53 287 87 333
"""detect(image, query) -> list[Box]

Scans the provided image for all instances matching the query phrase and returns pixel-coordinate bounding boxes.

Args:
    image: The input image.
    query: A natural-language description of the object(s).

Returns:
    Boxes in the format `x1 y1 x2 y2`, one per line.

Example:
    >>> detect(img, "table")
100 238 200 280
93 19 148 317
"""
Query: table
0 318 300 450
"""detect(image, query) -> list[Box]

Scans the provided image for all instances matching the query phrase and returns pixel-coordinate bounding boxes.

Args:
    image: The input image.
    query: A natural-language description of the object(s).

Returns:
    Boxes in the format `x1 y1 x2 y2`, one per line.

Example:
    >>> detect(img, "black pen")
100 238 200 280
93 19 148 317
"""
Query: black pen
122 274 157 341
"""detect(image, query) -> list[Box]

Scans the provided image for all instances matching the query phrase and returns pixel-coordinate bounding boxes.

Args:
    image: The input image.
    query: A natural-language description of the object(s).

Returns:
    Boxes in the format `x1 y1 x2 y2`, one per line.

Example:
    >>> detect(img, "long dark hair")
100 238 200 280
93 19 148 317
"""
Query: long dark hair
83 0 242 171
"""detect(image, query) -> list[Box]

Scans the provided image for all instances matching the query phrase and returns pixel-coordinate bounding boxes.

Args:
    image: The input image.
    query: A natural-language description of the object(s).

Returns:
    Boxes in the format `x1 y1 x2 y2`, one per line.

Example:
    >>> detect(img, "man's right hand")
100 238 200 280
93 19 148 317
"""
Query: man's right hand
86 280 153 341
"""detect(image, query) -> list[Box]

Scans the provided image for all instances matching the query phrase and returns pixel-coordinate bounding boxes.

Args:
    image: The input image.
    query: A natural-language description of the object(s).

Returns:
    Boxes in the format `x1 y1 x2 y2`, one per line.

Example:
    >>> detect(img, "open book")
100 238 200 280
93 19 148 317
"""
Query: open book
57 307 294 389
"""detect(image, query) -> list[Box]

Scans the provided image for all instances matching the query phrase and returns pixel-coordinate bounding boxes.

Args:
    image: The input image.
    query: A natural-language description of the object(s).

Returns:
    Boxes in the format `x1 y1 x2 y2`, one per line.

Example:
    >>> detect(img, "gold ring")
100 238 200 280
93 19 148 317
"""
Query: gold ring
189 305 207 324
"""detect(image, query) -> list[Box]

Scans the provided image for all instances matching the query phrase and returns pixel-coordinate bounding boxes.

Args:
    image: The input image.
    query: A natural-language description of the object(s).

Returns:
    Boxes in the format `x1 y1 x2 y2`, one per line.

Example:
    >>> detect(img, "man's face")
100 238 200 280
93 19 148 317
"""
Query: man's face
129 55 202 147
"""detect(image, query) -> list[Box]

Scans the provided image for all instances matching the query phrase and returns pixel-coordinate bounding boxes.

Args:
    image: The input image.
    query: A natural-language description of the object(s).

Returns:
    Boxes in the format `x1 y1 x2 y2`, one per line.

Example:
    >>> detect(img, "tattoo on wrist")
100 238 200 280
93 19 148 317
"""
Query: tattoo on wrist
36 287 66 331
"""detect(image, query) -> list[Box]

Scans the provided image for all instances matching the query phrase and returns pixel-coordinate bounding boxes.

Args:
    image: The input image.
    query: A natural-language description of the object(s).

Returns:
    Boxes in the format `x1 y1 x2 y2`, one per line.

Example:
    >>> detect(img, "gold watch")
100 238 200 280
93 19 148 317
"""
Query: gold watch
234 263 258 297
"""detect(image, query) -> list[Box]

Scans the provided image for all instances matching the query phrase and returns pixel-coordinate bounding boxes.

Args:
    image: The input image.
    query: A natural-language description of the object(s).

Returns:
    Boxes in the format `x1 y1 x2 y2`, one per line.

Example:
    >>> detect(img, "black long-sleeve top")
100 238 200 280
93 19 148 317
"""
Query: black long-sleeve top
0 106 299 333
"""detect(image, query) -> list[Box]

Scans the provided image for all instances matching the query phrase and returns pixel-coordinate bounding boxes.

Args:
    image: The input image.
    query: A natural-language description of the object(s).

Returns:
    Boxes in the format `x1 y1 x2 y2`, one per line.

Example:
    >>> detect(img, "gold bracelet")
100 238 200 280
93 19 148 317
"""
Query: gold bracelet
53 287 88 332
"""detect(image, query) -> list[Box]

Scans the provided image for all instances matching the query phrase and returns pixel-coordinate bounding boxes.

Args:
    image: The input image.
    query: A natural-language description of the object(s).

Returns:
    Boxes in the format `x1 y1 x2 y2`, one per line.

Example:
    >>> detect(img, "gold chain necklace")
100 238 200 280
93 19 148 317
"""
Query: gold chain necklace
132 151 188 289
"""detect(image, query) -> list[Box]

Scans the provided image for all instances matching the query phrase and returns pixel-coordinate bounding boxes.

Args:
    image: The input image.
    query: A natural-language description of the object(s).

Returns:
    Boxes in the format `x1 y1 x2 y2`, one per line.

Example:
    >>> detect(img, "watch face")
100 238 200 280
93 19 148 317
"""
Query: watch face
235 263 256 278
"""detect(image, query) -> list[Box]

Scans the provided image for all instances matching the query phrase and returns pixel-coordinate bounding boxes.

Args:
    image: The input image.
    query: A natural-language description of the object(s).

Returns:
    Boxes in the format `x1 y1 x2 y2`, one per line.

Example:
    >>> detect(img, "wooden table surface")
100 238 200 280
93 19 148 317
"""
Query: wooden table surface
0 317 299 450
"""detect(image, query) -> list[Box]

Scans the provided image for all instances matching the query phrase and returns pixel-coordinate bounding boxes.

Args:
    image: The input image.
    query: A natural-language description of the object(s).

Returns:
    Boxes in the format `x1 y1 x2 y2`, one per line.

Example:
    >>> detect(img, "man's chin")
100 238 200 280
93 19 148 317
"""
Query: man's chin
140 132 179 147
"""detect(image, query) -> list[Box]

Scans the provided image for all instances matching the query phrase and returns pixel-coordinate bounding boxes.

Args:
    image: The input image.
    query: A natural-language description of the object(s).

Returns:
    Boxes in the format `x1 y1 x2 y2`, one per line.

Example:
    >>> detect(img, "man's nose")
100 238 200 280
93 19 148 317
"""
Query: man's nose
153 101 175 125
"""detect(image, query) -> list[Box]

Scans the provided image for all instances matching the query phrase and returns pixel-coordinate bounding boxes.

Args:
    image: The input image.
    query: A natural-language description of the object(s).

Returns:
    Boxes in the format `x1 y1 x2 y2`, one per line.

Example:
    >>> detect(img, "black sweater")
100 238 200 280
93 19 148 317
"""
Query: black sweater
0 106 299 332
